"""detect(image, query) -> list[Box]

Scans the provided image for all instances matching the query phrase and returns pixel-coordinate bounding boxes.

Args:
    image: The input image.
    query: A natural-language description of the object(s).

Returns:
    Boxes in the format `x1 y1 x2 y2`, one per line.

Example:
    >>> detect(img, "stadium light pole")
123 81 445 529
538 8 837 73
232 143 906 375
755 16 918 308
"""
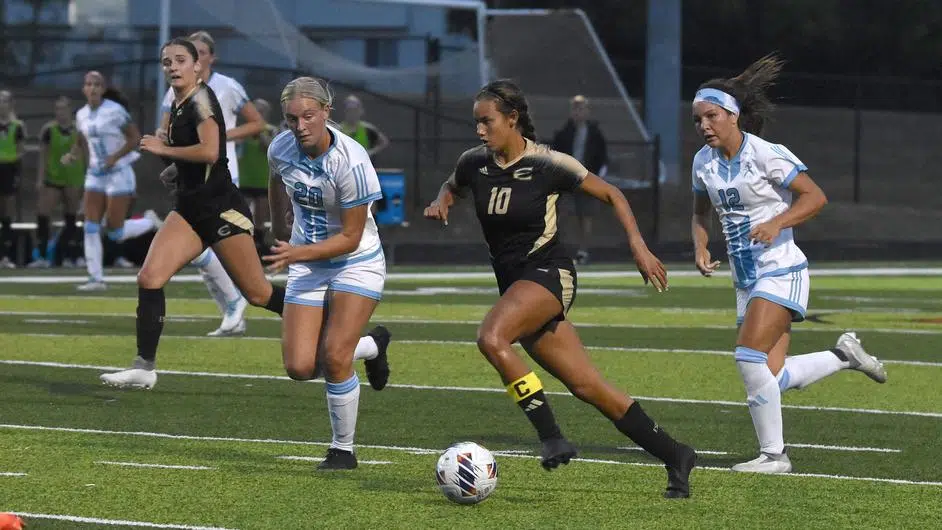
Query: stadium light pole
155 0 170 131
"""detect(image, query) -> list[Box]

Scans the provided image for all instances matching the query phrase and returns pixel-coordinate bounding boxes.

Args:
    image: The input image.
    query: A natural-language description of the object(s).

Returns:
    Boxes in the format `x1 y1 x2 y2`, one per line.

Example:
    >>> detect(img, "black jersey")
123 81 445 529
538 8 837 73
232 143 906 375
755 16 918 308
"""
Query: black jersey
167 83 230 199
450 140 588 271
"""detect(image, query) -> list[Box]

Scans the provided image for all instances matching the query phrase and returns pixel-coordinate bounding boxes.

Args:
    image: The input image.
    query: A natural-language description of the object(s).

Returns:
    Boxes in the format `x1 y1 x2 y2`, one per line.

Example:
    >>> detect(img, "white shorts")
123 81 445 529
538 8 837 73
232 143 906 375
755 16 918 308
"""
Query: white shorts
84 165 136 196
285 250 386 307
736 268 809 325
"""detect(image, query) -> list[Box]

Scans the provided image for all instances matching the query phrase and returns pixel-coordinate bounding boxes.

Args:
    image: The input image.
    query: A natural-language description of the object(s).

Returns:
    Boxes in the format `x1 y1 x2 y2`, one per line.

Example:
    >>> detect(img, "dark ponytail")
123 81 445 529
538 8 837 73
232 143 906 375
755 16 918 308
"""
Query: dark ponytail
102 87 130 110
698 53 784 135
475 79 538 141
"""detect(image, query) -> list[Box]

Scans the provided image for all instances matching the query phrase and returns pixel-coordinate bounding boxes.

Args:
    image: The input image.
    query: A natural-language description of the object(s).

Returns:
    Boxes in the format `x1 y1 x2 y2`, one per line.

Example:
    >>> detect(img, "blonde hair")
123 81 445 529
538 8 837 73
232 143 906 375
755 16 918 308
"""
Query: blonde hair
281 77 333 108
188 31 215 55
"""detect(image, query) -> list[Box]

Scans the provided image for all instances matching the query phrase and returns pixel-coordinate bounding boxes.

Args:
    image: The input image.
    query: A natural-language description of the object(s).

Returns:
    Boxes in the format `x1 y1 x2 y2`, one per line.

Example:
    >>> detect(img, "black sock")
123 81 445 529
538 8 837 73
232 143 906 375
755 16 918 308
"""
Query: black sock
36 215 50 259
614 402 683 466
264 284 285 316
136 287 165 362
0 216 11 259
62 214 78 261
830 347 848 362
507 372 563 441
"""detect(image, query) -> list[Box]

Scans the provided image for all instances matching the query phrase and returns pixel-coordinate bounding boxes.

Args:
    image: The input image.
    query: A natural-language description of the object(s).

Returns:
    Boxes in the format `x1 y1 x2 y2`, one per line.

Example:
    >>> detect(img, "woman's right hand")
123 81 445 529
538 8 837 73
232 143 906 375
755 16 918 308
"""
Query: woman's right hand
695 247 722 277
423 193 454 226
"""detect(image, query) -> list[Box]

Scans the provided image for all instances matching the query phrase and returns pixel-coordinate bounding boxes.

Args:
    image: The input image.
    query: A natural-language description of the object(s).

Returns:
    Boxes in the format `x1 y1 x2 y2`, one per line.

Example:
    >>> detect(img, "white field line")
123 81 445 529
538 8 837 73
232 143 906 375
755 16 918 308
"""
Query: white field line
5 309 942 337
2 359 941 419
619 446 731 456
787 443 902 453
0 472 28 476
95 461 214 470
9 330 942 368
275 455 392 465
8 512 236 529
1 267 942 284
1 423 939 489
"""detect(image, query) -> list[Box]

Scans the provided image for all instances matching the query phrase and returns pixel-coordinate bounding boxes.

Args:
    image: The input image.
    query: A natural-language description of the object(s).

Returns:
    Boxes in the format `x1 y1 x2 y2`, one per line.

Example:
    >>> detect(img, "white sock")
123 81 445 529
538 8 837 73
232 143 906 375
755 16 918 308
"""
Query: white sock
84 222 103 282
121 217 156 240
193 249 242 314
326 374 361 452
778 350 849 391
353 336 378 361
735 346 784 455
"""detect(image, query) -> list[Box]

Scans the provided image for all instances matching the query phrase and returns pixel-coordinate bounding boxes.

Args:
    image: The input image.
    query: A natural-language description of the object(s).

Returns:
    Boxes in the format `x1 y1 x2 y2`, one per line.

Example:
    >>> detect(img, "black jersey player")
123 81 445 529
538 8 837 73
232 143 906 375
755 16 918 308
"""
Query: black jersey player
424 79 696 499
99 38 285 390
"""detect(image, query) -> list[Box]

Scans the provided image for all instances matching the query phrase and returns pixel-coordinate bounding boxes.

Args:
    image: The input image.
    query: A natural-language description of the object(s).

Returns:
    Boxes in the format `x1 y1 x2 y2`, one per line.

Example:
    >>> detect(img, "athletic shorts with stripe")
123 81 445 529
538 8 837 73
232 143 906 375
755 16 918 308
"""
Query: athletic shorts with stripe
285 247 386 307
736 267 809 325
494 257 577 323
84 165 136 196
174 186 255 247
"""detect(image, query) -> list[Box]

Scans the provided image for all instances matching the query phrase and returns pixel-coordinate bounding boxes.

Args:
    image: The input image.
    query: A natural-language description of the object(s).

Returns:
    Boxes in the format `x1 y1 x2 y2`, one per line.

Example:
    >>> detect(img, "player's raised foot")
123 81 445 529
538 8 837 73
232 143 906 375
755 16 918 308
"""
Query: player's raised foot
664 444 697 499
731 451 791 474
540 437 577 470
207 296 248 337
77 280 107 291
100 368 157 390
836 332 887 383
364 325 391 390
317 448 358 470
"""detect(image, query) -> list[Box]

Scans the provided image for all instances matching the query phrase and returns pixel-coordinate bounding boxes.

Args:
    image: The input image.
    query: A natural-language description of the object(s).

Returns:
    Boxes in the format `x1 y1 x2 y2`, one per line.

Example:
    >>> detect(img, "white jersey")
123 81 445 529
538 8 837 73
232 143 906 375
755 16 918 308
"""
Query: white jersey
268 124 384 269
692 132 809 288
163 71 248 184
76 99 140 174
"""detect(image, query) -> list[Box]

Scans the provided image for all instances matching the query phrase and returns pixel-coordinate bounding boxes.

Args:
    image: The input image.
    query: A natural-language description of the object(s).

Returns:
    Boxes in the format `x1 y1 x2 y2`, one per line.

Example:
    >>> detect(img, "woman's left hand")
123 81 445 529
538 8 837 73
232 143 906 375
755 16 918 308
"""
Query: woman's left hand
139 135 166 156
263 239 304 274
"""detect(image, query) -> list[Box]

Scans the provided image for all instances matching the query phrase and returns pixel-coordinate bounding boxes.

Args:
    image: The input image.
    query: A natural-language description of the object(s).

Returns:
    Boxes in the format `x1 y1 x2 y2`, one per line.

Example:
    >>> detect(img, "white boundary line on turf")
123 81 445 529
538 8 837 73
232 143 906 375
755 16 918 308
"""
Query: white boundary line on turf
6 309 942 337
1 267 942 283
276 455 392 465
96 461 215 470
2 359 940 419
8 512 236 529
787 443 901 453
2 424 939 488
9 330 942 367
0 472 27 476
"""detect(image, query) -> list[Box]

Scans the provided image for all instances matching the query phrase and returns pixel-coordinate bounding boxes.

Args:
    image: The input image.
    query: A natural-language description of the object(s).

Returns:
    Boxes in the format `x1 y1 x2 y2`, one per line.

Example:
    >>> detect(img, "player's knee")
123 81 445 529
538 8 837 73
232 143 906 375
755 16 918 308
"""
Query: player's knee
136 267 166 290
476 329 510 359
322 338 355 376
242 286 271 308
284 360 316 381
564 377 599 403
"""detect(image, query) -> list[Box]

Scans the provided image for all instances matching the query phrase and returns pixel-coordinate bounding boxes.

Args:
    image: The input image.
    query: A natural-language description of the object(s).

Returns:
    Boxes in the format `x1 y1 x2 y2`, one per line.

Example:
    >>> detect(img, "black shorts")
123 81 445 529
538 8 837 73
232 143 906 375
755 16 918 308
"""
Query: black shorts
494 257 578 323
174 187 255 246
0 163 19 197
240 186 267 199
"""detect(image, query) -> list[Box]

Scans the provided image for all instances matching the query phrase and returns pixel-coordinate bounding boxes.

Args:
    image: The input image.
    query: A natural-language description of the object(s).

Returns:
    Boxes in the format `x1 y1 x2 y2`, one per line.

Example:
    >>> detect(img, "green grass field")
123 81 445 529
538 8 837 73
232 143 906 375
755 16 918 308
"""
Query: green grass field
1 264 941 529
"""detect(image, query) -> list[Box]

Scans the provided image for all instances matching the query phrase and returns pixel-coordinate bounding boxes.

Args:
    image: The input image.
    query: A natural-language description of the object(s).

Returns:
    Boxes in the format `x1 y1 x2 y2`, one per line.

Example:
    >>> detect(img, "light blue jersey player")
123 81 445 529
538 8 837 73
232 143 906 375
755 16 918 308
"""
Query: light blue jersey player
266 77 392 471
690 55 887 475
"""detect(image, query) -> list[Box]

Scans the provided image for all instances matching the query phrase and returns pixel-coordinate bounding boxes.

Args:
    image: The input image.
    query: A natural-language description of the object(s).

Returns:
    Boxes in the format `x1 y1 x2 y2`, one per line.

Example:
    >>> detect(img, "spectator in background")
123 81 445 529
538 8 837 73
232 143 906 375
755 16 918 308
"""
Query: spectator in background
0 90 26 268
551 95 608 265
340 95 390 159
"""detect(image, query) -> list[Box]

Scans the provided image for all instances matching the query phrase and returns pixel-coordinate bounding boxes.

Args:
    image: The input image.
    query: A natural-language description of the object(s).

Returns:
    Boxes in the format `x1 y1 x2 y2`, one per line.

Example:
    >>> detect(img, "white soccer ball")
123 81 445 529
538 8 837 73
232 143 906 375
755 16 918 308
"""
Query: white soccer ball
435 441 498 505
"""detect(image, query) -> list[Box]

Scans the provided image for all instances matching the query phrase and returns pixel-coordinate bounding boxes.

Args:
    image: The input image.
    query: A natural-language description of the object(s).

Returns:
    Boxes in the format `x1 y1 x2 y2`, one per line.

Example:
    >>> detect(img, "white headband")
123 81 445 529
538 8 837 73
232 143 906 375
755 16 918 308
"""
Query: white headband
694 88 740 115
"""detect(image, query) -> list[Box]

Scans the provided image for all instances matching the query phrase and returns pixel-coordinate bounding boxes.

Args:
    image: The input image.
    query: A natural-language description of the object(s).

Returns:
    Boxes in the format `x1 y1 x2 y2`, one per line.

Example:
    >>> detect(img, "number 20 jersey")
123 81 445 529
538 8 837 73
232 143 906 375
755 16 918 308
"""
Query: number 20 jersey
692 132 809 288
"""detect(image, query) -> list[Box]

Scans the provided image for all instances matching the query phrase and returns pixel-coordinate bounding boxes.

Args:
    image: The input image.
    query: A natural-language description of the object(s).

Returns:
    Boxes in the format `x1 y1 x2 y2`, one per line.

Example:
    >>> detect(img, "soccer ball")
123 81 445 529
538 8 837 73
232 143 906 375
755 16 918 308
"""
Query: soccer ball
435 441 499 505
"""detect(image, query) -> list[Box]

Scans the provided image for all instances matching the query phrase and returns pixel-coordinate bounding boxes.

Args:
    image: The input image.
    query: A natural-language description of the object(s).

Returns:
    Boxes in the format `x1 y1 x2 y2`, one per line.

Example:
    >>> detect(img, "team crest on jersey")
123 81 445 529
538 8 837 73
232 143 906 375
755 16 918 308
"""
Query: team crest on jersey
512 167 533 180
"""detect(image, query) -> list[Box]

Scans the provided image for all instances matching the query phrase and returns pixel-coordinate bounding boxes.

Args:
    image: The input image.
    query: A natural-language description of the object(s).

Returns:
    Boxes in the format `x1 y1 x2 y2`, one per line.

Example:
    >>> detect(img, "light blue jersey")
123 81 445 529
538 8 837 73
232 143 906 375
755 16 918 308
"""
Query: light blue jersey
692 132 809 288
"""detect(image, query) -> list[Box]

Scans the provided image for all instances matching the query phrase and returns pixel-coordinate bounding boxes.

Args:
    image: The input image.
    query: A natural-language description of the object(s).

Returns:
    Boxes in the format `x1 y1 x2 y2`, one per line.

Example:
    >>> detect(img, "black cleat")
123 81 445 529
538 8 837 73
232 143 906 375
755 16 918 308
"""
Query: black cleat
317 448 358 470
664 444 697 499
364 325 391 390
540 437 578 470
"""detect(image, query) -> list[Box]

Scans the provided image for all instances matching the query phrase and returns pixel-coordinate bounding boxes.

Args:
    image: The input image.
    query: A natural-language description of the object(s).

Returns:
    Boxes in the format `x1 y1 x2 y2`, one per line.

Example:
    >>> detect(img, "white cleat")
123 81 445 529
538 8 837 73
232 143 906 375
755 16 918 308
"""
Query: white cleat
732 452 792 474
143 209 164 231
100 368 157 390
0 257 16 269
207 297 248 337
836 332 887 384
77 280 107 291
114 256 136 268
27 258 51 269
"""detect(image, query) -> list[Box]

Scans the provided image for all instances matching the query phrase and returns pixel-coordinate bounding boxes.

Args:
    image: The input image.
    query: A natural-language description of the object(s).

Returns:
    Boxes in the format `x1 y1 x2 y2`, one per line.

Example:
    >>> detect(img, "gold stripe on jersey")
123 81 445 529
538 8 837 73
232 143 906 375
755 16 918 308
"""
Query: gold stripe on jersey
193 88 215 122
220 209 254 235
529 192 559 255
559 268 575 314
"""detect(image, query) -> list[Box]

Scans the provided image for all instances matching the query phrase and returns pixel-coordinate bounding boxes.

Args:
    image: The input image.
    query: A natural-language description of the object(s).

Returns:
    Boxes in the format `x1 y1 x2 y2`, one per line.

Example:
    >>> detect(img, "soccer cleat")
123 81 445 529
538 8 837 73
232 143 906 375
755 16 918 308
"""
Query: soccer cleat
100 368 157 390
836 332 887 383
731 451 792 474
364 325 391 390
664 444 697 499
540 437 577 470
317 448 358 470
0 257 16 269
143 209 164 230
114 256 136 268
27 258 51 268
77 280 107 291
207 296 248 337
